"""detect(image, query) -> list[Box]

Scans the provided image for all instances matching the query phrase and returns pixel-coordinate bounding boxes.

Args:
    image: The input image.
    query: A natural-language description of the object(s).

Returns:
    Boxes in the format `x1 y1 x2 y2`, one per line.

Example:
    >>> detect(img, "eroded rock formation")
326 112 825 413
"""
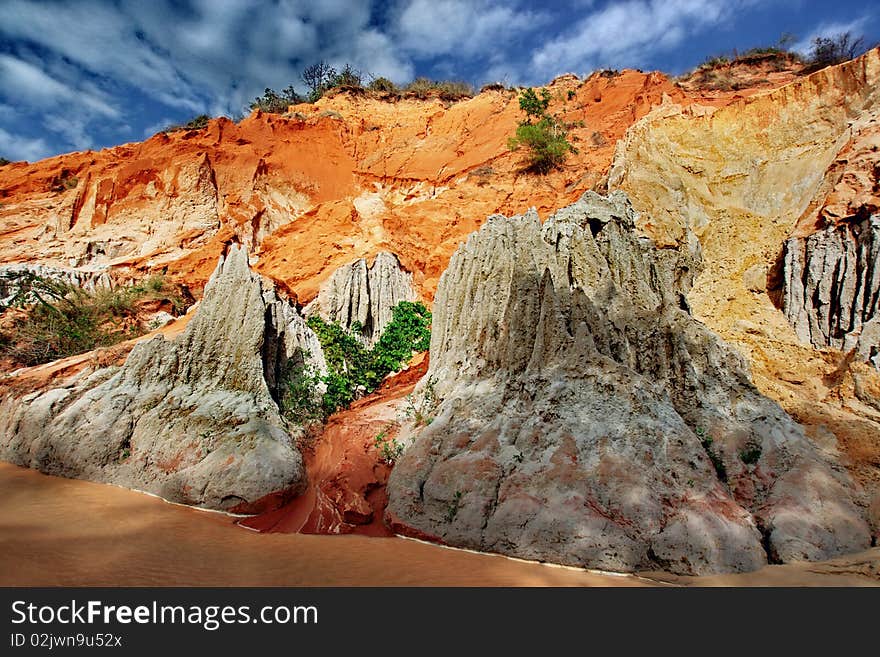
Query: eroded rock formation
386 192 871 574
304 252 416 343
783 216 880 367
0 244 325 511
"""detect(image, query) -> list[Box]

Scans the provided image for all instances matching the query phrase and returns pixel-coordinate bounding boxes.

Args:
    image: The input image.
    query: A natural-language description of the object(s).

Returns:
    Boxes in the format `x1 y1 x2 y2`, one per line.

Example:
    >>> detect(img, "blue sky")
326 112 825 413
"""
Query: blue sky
0 0 877 162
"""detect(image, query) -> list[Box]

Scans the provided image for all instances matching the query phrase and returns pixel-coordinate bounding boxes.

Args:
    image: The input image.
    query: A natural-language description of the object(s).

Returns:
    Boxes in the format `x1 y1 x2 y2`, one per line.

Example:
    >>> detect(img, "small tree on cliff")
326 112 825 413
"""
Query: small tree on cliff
807 32 866 70
250 86 302 113
302 61 337 102
507 88 574 174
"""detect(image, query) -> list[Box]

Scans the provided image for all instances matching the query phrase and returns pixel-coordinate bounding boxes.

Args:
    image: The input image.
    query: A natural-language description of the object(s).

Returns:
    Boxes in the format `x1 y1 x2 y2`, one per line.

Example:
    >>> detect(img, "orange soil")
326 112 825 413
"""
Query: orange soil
0 68 782 305
242 355 428 536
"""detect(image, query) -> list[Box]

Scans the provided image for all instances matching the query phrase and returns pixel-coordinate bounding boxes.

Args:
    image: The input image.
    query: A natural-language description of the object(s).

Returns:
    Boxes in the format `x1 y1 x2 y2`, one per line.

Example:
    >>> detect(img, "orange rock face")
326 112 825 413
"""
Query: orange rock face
0 68 765 303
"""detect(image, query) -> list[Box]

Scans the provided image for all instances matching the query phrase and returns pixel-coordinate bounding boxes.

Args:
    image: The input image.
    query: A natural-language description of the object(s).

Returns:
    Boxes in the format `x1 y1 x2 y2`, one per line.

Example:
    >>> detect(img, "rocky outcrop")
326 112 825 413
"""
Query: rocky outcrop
782 216 880 367
305 252 416 343
386 192 871 575
0 244 325 511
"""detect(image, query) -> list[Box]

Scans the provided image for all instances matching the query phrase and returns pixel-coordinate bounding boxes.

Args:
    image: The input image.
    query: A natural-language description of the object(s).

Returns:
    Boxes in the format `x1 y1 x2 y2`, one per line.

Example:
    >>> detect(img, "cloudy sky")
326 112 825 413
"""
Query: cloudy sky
0 0 877 162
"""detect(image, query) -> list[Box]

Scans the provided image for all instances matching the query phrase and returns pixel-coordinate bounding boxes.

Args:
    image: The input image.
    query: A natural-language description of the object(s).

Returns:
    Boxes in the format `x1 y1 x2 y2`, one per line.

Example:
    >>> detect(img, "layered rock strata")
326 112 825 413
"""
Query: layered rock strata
387 192 871 575
0 244 324 511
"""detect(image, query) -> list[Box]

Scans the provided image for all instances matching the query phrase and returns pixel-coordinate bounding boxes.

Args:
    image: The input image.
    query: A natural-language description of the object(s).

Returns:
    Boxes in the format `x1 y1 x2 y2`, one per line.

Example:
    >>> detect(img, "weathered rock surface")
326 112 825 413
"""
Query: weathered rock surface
387 192 871 574
0 244 325 511
607 48 880 515
782 216 880 367
304 252 416 343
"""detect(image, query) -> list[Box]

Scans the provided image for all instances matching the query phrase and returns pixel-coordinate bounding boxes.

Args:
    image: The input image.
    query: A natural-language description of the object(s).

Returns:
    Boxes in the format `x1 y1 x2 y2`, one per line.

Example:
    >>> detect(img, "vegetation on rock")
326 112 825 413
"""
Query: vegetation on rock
250 61 474 114
164 114 211 132
0 273 188 367
281 300 431 420
250 86 303 113
507 87 575 174
807 32 867 71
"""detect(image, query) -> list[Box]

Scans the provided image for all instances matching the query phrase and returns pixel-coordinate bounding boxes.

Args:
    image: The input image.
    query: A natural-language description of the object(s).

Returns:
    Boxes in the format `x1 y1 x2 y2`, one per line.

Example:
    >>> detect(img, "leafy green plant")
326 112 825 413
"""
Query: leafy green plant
0 157 10 166
371 301 431 375
279 351 325 426
507 87 575 174
517 87 551 119
305 300 432 417
374 426 405 465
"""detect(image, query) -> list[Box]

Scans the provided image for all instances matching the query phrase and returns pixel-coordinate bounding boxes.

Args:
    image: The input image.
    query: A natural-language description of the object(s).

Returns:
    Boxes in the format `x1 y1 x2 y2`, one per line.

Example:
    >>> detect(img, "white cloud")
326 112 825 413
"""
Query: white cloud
0 54 119 118
0 127 52 162
394 0 547 58
530 0 756 77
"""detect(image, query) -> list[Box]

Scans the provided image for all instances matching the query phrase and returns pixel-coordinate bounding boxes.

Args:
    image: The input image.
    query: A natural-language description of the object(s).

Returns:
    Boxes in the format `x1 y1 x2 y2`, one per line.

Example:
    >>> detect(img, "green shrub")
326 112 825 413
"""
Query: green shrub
328 63 363 89
517 87 551 119
0 272 188 367
374 426 405 465
0 157 10 166
368 76 398 93
250 86 303 113
304 300 432 416
164 114 211 132
279 351 324 426
508 88 575 174
371 301 431 374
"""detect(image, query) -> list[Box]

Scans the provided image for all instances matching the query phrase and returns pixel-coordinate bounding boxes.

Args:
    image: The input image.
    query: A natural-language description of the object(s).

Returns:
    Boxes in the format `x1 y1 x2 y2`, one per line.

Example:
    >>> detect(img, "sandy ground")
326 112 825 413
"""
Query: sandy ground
1 462 877 587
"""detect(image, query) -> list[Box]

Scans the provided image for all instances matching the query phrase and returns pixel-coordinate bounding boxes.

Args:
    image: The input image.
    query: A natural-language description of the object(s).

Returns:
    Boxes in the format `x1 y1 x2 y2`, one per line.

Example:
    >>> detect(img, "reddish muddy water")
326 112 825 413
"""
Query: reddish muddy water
1 463 877 586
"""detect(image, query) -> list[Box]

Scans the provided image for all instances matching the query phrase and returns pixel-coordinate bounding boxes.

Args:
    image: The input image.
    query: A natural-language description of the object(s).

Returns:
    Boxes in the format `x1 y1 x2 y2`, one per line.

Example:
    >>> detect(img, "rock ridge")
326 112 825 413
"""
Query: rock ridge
387 192 871 574
0 244 325 511
305 251 416 343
